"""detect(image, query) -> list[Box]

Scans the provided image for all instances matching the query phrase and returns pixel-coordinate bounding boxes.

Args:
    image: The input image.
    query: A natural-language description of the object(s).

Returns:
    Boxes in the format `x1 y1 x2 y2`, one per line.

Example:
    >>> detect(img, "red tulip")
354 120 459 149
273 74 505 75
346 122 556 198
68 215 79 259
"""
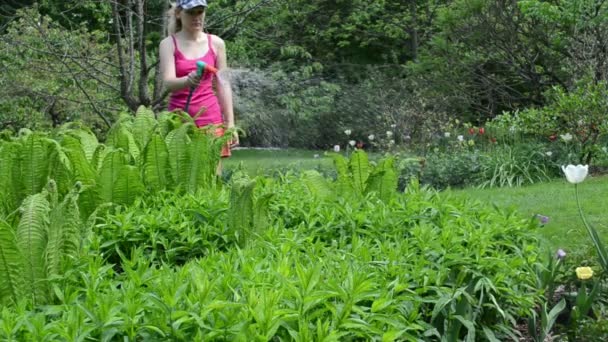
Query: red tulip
478 127 485 135
490 137 497 143
468 127 476 135
549 134 557 141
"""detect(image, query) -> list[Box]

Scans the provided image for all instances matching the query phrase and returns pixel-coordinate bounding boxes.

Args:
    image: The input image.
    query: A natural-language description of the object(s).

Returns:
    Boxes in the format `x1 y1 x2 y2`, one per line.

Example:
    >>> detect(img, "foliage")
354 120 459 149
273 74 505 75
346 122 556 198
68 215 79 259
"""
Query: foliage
414 150 485 190
478 143 552 188
0 180 81 307
493 79 608 164
0 6 120 130
0 107 231 219
1 165 545 340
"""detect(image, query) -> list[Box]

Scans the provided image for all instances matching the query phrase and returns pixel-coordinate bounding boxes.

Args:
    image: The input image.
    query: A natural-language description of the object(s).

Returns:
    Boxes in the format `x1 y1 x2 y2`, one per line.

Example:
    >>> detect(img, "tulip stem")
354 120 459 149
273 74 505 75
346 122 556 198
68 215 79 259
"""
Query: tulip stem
575 184 608 273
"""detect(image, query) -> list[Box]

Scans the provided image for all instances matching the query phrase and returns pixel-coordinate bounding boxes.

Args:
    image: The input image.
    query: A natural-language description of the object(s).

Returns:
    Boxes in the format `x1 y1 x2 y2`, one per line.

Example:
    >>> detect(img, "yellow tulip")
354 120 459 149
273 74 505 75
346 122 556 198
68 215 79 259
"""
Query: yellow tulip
576 266 594 280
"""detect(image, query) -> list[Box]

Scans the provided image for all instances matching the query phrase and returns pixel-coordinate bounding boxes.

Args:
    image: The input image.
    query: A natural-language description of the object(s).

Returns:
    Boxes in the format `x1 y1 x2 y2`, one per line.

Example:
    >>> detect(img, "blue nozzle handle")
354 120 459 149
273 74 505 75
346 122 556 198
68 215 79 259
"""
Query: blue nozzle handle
185 61 207 113
196 61 206 76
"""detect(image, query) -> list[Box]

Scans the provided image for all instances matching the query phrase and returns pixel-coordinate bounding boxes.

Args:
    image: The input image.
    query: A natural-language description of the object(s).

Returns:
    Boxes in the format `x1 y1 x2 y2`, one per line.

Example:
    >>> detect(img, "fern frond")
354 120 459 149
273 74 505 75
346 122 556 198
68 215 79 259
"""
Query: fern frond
47 141 73 197
106 124 140 164
332 153 353 196
165 124 192 188
16 193 50 306
350 149 370 194
77 184 100 225
0 219 24 307
187 130 219 192
229 174 255 247
112 165 145 206
301 170 332 201
46 184 81 280
0 143 21 214
365 157 397 203
253 193 273 234
142 133 171 191
61 135 96 185
97 149 128 203
21 134 51 198
90 144 108 172
133 106 158 151
67 128 99 163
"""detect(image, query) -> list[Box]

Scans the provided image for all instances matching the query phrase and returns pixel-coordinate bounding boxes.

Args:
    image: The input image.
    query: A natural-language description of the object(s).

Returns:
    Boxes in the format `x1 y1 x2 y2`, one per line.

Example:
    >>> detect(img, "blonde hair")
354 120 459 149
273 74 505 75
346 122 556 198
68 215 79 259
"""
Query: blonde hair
166 3 182 35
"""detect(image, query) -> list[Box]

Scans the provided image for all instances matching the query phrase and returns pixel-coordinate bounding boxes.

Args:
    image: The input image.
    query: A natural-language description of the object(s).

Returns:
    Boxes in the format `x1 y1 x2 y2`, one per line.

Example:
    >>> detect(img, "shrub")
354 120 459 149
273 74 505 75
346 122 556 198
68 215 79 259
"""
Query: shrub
493 78 608 165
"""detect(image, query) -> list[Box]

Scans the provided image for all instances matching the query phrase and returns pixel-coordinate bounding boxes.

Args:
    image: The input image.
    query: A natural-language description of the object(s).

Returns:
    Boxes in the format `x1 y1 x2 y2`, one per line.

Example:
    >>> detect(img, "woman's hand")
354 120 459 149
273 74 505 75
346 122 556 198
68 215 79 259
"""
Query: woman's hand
186 70 201 88
230 131 239 147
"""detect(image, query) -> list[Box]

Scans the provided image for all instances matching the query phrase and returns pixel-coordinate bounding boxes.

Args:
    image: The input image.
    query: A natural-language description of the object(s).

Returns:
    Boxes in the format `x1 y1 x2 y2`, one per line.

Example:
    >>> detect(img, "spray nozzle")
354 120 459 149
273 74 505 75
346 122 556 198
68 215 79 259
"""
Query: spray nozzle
196 61 218 76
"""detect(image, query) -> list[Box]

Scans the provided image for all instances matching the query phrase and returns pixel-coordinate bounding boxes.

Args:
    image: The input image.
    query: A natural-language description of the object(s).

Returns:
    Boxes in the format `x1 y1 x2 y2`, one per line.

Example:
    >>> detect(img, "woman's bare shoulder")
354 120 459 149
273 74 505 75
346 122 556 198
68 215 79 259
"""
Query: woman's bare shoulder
160 35 174 45
210 34 225 49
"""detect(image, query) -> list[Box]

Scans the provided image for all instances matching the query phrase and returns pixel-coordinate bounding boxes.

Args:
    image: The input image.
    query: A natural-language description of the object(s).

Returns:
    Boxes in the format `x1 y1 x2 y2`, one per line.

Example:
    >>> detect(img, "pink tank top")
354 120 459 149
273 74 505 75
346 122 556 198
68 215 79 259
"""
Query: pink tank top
168 34 223 127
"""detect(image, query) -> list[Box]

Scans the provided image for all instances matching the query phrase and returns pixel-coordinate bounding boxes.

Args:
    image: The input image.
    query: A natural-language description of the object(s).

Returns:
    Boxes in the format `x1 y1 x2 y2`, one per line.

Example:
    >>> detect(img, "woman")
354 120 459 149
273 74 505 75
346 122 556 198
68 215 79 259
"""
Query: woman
159 0 238 158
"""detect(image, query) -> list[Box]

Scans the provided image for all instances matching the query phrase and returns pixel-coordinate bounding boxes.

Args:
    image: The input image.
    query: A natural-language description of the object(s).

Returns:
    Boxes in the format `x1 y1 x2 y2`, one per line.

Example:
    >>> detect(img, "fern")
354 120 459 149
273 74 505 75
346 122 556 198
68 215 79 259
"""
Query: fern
365 157 397 203
97 149 128 203
0 219 24 307
77 185 101 224
133 106 158 151
61 135 96 185
349 149 370 195
253 193 273 234
186 130 218 192
46 183 81 280
91 144 108 171
142 133 171 191
21 133 51 198
16 193 50 306
166 124 192 188
301 170 332 201
67 128 99 163
229 174 256 247
332 153 353 196
47 140 73 197
0 142 20 214
112 165 145 206
106 122 140 163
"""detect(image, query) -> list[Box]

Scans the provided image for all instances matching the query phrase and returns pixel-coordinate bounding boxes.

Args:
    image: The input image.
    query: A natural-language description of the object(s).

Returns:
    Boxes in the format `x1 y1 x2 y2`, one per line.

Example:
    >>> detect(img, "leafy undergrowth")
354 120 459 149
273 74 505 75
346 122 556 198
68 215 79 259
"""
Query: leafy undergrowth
1 171 544 341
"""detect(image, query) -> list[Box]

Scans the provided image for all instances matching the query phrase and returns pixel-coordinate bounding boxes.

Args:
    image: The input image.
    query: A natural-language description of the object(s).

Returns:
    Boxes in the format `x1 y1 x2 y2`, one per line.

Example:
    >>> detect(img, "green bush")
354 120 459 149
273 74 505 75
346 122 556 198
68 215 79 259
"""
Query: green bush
1 172 544 341
493 79 608 165
417 150 485 189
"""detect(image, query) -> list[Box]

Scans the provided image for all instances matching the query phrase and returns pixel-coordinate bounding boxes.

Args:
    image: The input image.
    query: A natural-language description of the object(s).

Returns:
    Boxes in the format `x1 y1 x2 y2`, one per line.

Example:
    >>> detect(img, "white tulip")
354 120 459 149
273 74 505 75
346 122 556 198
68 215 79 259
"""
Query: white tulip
349 140 356 146
444 132 451 138
344 129 352 136
368 134 375 141
545 151 553 157
386 131 393 137
457 135 464 142
561 164 588 184
333 145 340 152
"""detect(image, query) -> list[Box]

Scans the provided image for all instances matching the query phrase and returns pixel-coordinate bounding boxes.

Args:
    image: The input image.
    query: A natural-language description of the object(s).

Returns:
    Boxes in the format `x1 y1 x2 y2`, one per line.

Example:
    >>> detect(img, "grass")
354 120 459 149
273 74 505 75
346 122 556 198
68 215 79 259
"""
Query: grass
445 175 608 254
226 148 607 255
223 148 333 176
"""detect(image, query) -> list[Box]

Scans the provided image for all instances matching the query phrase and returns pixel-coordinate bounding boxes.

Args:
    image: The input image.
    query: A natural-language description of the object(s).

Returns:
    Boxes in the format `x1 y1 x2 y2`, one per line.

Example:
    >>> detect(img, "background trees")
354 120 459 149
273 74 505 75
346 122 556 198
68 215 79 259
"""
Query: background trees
1 0 606 149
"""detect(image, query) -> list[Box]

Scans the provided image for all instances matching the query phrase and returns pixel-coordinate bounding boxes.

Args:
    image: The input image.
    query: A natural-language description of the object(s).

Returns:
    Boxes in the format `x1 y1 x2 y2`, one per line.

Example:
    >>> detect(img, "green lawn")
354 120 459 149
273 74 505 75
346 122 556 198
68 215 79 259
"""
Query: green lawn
445 175 608 254
226 148 607 254
223 148 334 176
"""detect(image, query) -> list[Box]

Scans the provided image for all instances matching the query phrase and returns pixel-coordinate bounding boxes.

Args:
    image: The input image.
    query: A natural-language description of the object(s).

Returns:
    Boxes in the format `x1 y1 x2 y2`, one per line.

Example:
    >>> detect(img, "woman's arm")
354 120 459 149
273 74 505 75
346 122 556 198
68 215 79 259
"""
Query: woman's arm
159 37 199 92
214 36 238 145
